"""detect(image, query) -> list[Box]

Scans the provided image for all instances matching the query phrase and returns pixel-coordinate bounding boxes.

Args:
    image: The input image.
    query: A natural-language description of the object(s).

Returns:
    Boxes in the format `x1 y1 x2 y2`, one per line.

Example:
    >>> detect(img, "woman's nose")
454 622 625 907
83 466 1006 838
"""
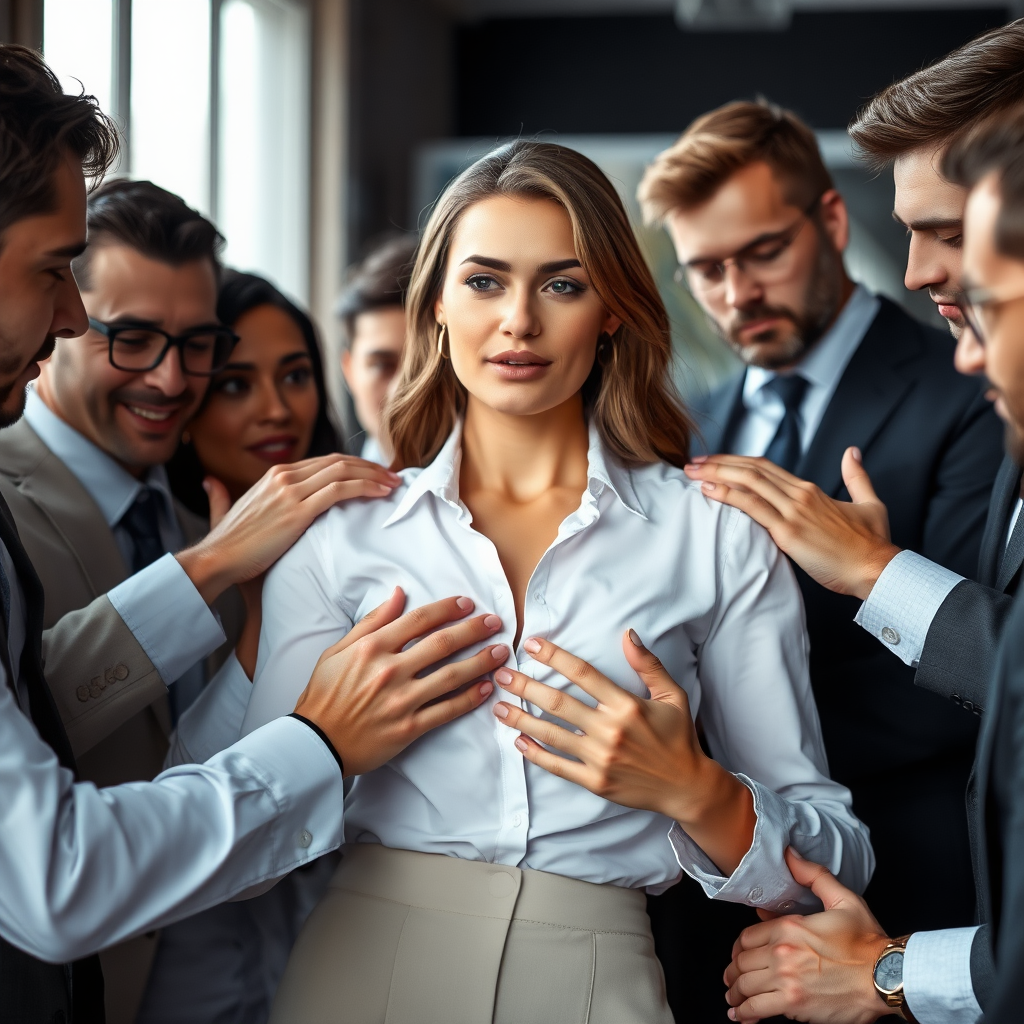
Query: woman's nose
499 290 541 338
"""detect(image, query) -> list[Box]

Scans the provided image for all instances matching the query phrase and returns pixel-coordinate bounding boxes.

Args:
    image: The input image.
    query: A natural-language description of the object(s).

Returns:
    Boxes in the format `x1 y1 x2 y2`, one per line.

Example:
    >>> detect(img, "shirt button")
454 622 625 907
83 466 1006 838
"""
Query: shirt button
512 813 522 827
297 829 312 849
748 886 764 903
777 899 795 912
880 626 901 645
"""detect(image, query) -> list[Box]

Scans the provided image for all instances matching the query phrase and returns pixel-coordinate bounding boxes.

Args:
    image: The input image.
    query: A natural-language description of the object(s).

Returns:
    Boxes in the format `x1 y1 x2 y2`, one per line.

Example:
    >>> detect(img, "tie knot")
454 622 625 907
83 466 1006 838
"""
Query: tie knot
766 373 809 412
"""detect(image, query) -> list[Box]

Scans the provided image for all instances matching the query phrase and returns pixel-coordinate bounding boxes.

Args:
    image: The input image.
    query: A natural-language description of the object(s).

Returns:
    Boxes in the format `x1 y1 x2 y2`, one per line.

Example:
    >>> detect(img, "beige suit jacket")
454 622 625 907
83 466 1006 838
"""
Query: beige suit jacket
0 417 243 785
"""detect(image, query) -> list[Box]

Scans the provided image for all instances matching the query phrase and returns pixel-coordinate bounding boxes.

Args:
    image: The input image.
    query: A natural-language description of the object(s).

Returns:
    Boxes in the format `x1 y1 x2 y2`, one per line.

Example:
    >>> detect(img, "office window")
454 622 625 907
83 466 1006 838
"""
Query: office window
43 0 114 117
131 0 212 215
218 0 311 302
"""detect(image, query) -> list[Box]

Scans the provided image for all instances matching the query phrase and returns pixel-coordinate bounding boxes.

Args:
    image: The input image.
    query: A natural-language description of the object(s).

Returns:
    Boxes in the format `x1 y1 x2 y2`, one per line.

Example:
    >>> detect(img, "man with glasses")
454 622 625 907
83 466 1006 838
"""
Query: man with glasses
636 98 1003 1021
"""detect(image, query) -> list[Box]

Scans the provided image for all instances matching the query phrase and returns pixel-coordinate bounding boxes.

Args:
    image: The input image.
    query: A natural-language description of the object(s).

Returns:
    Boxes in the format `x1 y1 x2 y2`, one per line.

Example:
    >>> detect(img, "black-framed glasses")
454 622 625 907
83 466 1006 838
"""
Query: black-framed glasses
961 286 1024 348
675 195 824 293
88 317 240 376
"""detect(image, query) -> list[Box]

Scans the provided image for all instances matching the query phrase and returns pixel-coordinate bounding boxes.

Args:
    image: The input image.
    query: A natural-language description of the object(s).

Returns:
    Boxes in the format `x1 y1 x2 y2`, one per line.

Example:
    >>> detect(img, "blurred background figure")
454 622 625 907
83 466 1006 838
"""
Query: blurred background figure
168 270 339 514
335 234 416 463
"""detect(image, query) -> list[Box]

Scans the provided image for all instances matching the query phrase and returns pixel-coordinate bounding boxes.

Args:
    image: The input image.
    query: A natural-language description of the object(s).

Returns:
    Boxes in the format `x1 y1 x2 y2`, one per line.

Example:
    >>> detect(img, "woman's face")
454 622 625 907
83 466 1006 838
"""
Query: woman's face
188 303 320 498
435 195 620 419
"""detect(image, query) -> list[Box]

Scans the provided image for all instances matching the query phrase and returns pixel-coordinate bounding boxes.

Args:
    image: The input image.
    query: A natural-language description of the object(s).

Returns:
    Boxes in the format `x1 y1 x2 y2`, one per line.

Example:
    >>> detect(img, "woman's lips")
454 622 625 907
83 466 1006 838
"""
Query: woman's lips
486 350 552 382
246 435 299 462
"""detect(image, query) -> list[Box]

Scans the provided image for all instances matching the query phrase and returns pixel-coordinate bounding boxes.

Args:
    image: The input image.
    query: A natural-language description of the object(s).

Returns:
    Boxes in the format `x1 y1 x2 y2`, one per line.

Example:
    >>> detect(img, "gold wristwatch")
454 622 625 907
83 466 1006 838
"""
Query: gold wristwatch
872 934 918 1022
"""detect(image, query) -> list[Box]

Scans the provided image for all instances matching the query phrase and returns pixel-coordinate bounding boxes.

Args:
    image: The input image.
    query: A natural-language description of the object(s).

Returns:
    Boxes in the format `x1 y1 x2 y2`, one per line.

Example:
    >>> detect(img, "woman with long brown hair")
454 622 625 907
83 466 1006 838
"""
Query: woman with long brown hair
241 141 871 1023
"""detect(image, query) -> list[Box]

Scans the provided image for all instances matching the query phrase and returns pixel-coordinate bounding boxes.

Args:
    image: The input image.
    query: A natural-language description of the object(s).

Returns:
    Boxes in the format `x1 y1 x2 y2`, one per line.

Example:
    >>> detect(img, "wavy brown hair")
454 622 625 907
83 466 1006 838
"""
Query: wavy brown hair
384 140 693 470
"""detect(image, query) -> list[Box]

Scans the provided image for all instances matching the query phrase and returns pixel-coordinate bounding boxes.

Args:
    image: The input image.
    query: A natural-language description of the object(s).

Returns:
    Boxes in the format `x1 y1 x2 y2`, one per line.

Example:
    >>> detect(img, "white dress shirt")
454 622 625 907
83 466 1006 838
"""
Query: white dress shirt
0 535 344 963
730 286 881 459
25 388 210 711
243 421 872 909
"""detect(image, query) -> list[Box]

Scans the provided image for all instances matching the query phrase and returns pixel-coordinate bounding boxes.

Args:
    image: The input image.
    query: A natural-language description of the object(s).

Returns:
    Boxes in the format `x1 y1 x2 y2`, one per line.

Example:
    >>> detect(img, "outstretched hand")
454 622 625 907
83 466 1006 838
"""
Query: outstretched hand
295 587 506 777
492 631 755 875
723 848 890 1024
684 448 899 600
177 454 401 605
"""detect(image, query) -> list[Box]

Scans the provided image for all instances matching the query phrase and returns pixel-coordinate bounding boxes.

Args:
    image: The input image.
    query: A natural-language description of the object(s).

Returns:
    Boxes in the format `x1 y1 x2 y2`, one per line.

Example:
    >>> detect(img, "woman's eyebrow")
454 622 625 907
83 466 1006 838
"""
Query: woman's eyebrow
460 255 511 271
538 258 581 273
459 255 582 273
277 351 312 367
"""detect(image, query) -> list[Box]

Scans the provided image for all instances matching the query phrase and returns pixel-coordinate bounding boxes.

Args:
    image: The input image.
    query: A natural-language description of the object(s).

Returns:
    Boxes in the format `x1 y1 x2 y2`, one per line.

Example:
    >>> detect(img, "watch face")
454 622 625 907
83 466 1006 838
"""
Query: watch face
874 950 904 993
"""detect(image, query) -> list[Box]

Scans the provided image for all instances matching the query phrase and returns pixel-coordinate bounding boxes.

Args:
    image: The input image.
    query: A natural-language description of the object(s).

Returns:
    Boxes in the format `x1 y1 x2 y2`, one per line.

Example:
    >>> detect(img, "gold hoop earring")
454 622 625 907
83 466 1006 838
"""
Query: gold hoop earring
437 323 449 359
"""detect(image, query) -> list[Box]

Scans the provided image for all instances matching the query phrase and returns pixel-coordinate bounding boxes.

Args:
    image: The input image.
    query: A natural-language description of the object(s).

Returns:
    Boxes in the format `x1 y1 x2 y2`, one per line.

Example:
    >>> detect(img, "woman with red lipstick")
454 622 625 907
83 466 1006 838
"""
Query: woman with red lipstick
241 141 872 1023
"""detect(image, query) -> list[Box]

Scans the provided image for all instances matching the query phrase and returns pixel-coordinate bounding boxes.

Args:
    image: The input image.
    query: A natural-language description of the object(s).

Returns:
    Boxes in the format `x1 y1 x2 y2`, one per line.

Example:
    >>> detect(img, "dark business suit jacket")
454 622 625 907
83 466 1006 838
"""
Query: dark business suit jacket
0 494 105 1024
650 298 1003 1022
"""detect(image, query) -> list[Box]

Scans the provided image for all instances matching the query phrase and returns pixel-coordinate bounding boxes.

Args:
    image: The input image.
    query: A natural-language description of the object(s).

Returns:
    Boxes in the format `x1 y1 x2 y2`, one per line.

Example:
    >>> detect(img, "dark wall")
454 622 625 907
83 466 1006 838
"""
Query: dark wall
455 8 1009 136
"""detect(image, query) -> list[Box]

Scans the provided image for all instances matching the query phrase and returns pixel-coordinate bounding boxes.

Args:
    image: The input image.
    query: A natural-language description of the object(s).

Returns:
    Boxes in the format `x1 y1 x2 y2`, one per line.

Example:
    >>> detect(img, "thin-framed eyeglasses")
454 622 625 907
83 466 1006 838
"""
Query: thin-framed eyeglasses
675 195 824 294
961 286 1024 348
88 317 240 376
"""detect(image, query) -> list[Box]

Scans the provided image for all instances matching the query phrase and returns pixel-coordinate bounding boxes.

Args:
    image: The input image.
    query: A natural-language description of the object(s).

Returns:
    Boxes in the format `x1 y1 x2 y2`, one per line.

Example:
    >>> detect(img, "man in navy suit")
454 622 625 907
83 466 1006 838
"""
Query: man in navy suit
637 97 1004 1021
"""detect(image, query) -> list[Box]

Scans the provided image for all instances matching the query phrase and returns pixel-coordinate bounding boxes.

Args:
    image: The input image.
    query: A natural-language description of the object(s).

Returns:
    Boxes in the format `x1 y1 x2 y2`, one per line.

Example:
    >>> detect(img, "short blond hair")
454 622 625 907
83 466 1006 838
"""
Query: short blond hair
638 99 833 224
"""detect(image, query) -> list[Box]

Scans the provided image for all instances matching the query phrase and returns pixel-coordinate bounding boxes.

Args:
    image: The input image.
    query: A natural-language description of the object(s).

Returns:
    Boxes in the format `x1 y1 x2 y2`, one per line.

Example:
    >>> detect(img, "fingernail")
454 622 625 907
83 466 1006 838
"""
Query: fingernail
456 597 474 611
493 702 509 719
514 736 528 752
727 1011 737 1021
374 483 392 493
491 644 509 661
524 637 541 654
387 471 402 481
701 481 715 492
628 628 646 650
483 614 501 630
851 446 862 462
495 667 513 686
479 681 493 697
788 846 804 860
201 480 211 493
692 455 708 463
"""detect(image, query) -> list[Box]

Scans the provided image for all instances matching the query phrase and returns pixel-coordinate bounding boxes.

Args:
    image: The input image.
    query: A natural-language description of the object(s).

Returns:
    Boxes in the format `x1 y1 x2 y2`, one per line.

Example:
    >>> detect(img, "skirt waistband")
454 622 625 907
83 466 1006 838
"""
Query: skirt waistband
332 843 651 936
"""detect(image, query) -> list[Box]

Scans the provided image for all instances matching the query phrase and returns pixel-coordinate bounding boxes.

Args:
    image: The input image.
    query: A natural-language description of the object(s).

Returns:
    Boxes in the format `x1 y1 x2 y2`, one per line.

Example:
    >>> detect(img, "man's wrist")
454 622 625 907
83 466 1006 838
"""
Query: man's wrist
855 542 902 601
176 543 232 606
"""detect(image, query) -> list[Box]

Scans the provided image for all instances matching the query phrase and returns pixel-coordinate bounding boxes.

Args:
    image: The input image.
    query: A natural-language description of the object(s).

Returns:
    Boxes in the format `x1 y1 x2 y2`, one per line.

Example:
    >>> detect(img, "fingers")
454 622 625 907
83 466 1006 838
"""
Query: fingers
492 665 601 732
783 847 851 911
293 457 401 503
400 611 504 674
318 587 408 661
371 595 480 653
275 453 401 489
409 678 495 737
492 675 590 759
508 732 592 788
410 640 509 706
621 629 688 708
204 477 232 527
521 637 625 708
841 446 881 506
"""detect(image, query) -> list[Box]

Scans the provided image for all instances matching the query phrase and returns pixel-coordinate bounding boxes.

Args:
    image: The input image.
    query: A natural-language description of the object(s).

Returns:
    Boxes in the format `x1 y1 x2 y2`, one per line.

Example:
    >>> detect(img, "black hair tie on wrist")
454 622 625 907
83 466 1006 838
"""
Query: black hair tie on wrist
289 713 344 777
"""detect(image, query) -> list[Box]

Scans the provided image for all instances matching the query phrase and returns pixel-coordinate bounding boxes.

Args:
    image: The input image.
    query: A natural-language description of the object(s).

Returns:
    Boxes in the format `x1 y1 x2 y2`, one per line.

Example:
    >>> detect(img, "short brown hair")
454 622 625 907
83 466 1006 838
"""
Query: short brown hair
73 178 224 289
384 140 692 470
335 235 417 351
638 99 833 224
850 19 1024 170
0 44 120 239
943 105 1024 262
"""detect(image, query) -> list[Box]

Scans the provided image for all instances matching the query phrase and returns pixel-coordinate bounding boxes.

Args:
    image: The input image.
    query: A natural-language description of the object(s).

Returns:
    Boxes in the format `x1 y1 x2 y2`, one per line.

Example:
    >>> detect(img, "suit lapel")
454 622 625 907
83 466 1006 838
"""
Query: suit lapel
798 300 921 496
979 457 1021 588
11 424 128 596
692 373 746 457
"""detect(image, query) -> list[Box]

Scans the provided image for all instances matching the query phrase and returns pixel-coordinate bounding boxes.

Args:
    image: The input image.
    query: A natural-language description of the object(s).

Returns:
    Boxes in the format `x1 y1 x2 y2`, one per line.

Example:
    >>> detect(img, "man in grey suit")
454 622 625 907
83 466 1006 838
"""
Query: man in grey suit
722 100 1024 1024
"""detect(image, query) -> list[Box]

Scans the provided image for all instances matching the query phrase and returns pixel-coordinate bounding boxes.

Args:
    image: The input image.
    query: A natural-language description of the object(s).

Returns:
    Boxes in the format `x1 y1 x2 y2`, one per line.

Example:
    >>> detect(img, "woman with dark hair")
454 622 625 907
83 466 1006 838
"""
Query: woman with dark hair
168 269 340 515
240 141 872 1023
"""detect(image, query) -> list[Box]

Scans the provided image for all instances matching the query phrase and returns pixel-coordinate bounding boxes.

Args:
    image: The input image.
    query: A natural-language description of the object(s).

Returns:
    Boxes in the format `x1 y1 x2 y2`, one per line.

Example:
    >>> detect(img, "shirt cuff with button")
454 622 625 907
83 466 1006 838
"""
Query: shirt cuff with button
108 552 226 686
165 652 251 768
667 774 860 914
903 927 982 1024
854 550 963 668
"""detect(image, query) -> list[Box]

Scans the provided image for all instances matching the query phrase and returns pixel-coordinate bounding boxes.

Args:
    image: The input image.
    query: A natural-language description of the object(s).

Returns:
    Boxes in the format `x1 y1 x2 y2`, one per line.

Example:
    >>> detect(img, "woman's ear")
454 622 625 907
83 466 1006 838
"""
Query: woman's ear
603 312 622 337
434 298 446 324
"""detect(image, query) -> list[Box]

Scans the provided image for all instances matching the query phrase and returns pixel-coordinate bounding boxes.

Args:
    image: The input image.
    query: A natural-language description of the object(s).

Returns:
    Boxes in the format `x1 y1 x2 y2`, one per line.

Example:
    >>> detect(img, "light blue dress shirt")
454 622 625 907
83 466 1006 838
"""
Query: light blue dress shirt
24 388 214 711
731 285 881 459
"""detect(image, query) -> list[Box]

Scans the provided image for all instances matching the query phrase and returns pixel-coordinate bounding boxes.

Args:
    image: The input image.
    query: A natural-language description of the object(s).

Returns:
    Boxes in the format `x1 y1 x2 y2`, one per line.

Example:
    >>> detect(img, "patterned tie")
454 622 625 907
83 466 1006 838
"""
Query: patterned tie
763 374 810 473
118 486 165 573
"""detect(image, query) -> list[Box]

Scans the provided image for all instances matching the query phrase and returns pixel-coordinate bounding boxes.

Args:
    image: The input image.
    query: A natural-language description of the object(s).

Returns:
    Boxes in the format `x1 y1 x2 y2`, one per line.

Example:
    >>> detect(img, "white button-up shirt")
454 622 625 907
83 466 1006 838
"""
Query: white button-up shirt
243 422 873 908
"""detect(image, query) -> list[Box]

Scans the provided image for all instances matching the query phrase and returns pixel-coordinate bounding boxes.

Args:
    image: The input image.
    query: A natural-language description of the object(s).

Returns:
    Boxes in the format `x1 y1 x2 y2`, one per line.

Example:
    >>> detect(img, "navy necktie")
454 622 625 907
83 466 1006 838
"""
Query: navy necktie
119 486 165 573
763 374 810 474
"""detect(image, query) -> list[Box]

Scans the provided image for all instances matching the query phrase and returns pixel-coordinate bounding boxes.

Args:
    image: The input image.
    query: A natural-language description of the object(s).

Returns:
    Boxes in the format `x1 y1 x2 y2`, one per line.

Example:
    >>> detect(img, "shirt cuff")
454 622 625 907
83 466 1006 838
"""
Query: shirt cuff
904 927 982 1024
166 652 251 767
854 550 963 667
667 775 820 914
108 553 226 685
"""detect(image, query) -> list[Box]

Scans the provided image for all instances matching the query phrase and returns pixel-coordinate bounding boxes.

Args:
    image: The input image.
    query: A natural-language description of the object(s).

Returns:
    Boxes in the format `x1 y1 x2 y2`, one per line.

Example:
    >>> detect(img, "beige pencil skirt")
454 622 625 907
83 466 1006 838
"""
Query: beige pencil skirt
268 844 674 1024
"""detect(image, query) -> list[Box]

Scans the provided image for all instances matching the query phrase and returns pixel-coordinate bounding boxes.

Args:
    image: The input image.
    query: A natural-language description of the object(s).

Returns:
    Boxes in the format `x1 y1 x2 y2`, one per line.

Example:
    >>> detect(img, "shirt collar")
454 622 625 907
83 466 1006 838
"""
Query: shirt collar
383 417 647 528
24 387 176 529
743 285 880 406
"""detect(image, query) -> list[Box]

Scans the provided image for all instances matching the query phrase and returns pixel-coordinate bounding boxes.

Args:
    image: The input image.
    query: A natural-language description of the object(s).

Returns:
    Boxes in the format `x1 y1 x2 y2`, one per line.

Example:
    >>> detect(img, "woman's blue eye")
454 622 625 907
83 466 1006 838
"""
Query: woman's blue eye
548 278 582 295
466 274 499 291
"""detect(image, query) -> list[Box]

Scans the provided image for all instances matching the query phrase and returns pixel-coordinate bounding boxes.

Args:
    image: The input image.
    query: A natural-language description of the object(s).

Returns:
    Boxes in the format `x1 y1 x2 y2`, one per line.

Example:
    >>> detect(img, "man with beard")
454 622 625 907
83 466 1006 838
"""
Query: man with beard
636 98 1003 1022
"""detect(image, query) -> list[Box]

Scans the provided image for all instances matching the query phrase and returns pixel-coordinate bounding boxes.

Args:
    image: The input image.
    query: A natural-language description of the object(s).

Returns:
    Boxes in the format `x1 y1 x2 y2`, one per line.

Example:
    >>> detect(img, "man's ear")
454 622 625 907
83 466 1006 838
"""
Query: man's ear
818 189 850 254
340 348 354 389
